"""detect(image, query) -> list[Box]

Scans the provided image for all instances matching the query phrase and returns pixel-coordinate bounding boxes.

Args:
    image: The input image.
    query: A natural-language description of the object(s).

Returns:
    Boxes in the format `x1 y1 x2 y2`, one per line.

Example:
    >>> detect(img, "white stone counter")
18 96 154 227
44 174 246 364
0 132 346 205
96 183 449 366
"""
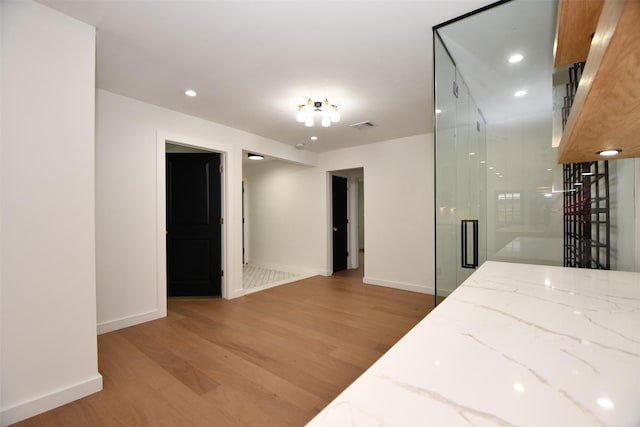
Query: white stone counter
306 261 640 426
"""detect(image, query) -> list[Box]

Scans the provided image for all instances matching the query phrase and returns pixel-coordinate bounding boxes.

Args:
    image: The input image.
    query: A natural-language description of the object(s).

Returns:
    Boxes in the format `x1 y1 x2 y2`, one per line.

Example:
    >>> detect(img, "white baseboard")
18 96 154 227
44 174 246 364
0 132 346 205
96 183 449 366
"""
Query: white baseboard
363 277 435 295
1 374 103 427
97 308 165 335
227 286 246 299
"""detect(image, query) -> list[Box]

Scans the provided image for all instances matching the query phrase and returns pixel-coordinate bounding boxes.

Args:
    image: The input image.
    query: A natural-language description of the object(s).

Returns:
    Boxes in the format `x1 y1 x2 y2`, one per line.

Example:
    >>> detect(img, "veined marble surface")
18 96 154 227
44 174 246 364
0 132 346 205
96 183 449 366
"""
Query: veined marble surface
306 261 640 427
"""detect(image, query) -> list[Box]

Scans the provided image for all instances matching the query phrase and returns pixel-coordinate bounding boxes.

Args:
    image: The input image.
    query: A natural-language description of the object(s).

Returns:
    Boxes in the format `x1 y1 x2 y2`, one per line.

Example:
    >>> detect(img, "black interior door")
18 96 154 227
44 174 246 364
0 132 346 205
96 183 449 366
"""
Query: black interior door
166 153 222 296
332 175 348 273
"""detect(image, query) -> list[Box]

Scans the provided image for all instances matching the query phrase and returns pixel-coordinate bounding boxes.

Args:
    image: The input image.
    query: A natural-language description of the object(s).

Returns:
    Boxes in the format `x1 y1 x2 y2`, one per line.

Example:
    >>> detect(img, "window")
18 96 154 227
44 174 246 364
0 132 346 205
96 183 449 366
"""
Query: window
496 192 521 225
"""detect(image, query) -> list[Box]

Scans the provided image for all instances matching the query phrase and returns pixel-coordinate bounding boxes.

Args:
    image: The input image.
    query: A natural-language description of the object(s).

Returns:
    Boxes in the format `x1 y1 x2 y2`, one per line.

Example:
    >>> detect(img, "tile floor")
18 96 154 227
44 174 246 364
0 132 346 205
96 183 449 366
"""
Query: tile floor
242 264 300 290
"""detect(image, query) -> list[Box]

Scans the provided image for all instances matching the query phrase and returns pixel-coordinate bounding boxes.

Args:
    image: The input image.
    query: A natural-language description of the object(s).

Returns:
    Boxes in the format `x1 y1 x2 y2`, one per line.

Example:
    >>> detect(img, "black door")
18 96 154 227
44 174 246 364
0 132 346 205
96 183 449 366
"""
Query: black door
332 175 348 273
166 153 222 296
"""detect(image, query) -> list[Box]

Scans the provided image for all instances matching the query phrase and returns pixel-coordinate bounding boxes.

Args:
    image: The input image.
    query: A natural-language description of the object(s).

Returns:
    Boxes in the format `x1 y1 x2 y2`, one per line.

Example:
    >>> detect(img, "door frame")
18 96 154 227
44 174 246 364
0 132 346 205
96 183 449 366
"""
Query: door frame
156 132 228 307
327 168 364 274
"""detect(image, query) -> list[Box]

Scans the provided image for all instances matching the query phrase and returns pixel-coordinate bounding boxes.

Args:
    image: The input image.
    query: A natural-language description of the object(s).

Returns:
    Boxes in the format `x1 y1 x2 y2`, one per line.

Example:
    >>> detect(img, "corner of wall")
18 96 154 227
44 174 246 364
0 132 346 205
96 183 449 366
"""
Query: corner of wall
0 375 103 427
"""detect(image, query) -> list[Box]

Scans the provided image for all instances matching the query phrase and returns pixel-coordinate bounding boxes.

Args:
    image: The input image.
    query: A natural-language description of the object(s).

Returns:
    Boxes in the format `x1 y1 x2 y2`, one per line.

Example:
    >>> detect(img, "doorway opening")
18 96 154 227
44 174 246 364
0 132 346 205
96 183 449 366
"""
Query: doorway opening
330 168 364 278
241 152 315 293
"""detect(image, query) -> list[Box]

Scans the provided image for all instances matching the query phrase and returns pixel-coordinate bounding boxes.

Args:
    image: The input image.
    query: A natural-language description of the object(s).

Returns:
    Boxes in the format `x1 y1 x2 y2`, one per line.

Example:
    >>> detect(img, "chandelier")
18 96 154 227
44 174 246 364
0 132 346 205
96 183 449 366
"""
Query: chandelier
296 98 340 127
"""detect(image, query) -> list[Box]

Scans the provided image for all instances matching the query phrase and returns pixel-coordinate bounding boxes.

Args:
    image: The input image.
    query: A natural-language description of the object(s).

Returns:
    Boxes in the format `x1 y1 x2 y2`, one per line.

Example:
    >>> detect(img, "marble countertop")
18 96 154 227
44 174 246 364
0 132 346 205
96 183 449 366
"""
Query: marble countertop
306 261 640 427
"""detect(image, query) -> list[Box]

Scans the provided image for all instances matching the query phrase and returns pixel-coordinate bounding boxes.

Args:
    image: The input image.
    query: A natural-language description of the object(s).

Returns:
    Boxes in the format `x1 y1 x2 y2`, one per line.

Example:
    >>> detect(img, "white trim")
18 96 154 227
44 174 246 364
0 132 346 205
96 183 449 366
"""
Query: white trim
97 309 164 335
0 375 103 427
325 172 333 274
348 177 359 269
363 276 434 295
156 132 168 318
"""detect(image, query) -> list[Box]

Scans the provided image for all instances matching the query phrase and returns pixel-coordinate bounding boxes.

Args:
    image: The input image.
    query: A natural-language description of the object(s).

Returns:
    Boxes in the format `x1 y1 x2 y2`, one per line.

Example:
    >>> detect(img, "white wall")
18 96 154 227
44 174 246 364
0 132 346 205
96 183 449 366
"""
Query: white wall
319 134 435 294
243 135 433 293
0 2 102 425
243 160 325 274
95 90 316 333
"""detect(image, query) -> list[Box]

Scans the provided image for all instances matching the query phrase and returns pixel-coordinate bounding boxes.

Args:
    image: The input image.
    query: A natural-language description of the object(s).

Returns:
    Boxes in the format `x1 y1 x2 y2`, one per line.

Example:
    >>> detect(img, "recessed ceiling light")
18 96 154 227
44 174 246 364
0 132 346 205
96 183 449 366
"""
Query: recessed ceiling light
310 136 318 141
184 89 197 97
544 193 552 197
480 160 486 164
514 90 527 97
546 168 553 171
489 166 495 170
247 153 264 160
469 152 476 156
295 143 305 149
508 53 524 64
597 149 621 157
435 109 442 114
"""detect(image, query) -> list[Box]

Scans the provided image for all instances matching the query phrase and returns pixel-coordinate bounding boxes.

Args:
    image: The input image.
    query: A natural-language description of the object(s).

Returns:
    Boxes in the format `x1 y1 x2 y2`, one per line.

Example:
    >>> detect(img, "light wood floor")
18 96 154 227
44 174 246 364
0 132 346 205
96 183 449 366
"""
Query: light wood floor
14 271 434 426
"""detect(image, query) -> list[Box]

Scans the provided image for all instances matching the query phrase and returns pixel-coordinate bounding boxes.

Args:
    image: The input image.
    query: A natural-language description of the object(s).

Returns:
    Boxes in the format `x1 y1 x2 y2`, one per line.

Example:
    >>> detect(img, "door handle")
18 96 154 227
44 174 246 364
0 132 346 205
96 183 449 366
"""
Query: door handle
333 227 338 232
461 219 478 269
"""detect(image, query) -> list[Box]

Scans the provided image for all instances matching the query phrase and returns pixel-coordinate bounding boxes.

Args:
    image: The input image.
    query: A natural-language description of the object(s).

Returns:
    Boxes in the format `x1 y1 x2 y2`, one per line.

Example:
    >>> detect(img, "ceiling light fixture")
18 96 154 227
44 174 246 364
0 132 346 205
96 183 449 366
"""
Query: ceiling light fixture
184 89 197 97
247 153 264 160
310 136 318 141
435 109 442 114
514 89 527 97
296 98 340 127
597 149 621 157
508 53 524 64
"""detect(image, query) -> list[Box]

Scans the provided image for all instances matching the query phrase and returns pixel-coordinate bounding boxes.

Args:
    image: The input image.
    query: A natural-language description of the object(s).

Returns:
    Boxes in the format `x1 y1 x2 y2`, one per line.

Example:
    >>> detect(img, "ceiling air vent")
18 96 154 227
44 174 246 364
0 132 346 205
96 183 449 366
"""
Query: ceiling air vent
350 120 374 129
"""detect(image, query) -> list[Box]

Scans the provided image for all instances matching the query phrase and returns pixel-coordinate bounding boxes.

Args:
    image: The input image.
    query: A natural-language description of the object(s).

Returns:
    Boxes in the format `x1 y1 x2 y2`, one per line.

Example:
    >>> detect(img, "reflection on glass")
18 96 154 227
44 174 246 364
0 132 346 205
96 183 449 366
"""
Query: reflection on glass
434 0 637 303
435 0 562 304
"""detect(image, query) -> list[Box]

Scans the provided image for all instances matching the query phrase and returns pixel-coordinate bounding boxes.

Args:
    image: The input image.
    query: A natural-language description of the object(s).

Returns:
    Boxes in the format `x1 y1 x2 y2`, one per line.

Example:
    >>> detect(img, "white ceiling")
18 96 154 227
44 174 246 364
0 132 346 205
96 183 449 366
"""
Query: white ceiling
38 0 496 153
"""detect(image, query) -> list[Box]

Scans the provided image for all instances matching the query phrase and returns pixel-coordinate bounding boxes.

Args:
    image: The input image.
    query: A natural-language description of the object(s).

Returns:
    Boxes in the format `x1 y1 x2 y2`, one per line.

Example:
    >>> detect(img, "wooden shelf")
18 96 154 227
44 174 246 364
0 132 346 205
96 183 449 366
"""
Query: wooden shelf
554 0 604 68
558 0 640 164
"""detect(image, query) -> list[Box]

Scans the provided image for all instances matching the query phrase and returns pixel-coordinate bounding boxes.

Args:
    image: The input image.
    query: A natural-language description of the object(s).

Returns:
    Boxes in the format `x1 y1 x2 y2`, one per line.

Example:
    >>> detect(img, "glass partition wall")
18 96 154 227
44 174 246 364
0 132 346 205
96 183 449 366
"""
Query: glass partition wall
434 35 487 296
434 0 638 302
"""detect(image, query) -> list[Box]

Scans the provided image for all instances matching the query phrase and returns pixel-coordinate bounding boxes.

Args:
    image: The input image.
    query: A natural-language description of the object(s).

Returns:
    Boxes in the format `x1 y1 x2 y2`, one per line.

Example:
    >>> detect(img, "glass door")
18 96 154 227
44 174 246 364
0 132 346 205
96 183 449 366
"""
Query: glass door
434 34 487 300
